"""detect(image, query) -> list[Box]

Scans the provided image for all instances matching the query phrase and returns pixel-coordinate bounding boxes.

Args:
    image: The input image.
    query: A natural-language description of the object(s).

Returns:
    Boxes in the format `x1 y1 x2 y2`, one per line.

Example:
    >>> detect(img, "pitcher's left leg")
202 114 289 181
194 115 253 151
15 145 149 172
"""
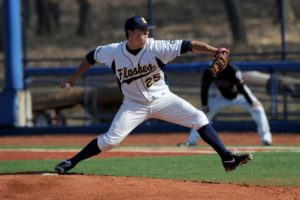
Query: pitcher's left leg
153 92 229 158
153 92 253 171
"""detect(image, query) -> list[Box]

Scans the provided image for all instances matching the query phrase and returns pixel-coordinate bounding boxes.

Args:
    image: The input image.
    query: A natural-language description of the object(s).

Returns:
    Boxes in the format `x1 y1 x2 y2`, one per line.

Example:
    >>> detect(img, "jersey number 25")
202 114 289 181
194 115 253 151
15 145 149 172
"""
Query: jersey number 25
145 73 161 88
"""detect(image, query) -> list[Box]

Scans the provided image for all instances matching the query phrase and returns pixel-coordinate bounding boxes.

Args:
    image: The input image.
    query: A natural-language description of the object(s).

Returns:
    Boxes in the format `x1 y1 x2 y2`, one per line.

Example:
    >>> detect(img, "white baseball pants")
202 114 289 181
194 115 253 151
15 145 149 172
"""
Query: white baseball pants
97 91 209 151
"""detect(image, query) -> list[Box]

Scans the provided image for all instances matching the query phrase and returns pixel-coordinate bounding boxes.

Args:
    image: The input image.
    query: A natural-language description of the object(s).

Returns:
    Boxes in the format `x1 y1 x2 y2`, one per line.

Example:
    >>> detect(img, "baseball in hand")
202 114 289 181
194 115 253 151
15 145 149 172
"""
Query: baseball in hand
65 82 71 90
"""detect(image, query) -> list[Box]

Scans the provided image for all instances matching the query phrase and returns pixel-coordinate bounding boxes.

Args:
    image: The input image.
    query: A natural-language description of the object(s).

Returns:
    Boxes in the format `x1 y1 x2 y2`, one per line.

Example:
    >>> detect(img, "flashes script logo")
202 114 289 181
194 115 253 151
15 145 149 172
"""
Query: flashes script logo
118 64 156 84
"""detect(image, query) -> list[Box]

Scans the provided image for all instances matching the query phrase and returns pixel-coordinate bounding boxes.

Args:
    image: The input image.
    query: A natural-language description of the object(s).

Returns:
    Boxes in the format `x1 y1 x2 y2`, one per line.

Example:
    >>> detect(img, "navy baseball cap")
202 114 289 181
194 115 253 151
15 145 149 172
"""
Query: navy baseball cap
124 16 155 31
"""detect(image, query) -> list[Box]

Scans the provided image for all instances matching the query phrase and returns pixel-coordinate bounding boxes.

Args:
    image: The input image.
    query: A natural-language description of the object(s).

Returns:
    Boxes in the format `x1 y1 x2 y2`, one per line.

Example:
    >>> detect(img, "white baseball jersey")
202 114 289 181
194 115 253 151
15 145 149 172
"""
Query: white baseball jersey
93 38 209 151
94 38 181 103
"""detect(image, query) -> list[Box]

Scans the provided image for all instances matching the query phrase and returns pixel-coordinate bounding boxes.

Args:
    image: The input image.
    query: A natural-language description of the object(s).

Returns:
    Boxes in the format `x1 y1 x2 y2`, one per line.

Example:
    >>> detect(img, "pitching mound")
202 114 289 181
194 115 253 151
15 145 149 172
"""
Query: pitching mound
0 132 299 200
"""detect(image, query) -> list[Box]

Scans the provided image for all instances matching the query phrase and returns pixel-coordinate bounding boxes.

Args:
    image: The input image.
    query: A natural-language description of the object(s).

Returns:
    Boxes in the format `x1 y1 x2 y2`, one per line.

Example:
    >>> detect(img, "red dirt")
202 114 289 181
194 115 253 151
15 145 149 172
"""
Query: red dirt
0 132 299 200
1 132 299 146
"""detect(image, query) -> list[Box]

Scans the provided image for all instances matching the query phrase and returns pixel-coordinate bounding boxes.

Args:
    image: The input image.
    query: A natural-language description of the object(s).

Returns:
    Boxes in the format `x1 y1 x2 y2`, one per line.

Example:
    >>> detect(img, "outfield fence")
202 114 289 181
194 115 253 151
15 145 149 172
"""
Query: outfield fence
3 60 295 135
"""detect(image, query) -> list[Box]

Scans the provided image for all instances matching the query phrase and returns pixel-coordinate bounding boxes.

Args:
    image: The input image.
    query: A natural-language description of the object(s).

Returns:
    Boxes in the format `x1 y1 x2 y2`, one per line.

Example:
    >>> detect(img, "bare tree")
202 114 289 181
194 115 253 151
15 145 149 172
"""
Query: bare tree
76 0 93 36
35 0 60 35
48 0 61 30
224 0 248 45
273 0 295 24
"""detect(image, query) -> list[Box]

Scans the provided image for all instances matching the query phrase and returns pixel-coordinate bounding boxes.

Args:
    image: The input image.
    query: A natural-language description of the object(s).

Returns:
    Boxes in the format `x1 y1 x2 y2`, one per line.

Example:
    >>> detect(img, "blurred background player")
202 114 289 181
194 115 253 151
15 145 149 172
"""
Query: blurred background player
178 63 272 147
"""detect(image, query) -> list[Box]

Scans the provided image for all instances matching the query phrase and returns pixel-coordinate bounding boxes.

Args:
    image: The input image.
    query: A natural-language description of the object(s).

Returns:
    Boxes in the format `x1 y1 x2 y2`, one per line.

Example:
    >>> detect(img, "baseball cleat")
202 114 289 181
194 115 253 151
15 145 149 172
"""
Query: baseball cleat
176 141 197 147
222 153 253 172
54 160 74 174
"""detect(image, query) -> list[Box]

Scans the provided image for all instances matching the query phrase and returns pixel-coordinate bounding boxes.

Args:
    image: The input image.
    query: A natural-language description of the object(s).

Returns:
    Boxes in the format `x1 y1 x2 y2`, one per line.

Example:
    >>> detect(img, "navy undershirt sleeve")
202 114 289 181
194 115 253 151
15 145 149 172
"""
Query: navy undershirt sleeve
86 49 96 65
180 40 192 54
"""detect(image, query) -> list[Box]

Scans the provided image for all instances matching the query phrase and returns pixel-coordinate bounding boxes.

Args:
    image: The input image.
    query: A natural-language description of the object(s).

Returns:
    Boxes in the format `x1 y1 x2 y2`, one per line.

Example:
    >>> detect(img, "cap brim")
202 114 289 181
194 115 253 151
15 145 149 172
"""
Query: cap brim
147 25 155 29
136 25 155 30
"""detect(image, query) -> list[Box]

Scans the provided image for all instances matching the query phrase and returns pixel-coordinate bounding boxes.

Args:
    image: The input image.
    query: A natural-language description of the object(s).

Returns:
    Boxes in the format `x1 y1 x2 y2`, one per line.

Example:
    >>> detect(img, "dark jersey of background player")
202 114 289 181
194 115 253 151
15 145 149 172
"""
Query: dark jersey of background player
201 63 253 107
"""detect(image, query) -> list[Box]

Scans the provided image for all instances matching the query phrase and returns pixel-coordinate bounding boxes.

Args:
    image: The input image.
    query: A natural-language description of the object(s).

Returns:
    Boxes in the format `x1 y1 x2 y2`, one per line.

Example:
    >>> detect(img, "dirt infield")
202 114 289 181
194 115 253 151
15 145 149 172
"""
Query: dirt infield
0 132 300 200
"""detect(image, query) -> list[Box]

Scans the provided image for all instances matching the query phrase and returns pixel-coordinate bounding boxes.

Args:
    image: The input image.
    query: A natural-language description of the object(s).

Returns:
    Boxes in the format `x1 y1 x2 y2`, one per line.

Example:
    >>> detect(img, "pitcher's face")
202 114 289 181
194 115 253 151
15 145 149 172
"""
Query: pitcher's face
128 29 149 48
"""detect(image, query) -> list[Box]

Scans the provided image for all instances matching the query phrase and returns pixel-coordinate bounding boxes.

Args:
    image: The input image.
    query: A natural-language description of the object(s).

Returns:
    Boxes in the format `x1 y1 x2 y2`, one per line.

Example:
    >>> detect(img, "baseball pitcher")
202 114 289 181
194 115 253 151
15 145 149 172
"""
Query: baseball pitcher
54 16 252 174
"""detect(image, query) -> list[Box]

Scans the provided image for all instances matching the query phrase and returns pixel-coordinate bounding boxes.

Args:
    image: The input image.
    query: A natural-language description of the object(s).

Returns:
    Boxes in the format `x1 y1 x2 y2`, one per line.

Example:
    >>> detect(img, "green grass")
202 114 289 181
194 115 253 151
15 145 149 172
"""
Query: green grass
0 152 299 187
0 144 299 149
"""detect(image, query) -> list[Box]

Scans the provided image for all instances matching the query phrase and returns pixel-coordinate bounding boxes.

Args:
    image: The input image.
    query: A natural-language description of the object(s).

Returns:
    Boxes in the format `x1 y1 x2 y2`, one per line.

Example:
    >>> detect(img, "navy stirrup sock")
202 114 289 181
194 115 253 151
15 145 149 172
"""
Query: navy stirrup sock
69 138 101 165
197 124 230 159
